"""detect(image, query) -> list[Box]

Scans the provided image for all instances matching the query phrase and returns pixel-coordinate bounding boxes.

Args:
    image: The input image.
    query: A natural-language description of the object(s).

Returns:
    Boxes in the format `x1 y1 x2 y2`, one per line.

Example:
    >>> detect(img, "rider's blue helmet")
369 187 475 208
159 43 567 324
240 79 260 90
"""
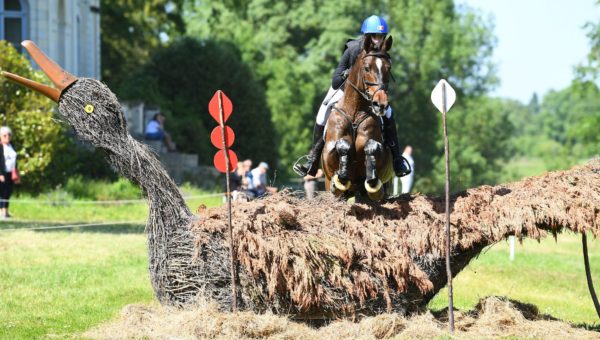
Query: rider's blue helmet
361 15 388 34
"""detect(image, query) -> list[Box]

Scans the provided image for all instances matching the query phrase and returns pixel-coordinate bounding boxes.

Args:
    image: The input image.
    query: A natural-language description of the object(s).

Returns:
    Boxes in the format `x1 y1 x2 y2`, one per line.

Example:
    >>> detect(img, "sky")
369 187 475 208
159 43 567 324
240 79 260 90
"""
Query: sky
460 0 599 103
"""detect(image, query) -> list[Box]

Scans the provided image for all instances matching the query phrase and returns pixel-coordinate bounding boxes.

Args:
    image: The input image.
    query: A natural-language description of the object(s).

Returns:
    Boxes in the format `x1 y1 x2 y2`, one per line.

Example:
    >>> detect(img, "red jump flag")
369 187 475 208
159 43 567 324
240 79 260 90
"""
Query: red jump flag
208 89 238 312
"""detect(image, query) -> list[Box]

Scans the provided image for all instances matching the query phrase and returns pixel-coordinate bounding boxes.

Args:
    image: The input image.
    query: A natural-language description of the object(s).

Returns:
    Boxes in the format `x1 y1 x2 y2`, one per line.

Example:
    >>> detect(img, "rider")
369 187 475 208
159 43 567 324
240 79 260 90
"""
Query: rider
293 15 410 178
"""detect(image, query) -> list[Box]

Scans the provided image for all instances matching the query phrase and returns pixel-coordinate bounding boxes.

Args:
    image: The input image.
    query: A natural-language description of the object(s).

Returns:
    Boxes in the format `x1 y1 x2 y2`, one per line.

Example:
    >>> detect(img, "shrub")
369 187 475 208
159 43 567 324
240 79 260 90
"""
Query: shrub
0 41 62 192
65 176 141 201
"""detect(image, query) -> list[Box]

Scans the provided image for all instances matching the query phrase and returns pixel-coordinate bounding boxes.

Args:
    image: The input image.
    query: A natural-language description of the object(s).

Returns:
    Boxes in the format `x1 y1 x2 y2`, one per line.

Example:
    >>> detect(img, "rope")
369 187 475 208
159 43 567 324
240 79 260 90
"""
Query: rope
0 193 225 205
0 220 145 232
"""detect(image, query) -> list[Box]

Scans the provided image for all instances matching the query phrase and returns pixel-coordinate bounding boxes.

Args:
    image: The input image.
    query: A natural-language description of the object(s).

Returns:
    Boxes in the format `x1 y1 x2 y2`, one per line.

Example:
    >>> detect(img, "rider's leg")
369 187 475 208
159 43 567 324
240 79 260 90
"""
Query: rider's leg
293 123 325 177
293 87 343 177
382 106 411 177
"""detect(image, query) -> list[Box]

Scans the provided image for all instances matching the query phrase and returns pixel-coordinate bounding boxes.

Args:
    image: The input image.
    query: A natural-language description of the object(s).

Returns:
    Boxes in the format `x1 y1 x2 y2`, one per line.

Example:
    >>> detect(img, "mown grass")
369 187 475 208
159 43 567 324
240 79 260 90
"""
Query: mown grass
6 185 223 224
429 233 600 325
0 230 154 339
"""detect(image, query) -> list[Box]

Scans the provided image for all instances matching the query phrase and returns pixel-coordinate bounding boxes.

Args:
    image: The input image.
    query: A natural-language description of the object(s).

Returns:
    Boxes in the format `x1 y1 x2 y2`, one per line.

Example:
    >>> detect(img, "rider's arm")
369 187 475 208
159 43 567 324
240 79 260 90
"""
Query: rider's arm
331 48 353 90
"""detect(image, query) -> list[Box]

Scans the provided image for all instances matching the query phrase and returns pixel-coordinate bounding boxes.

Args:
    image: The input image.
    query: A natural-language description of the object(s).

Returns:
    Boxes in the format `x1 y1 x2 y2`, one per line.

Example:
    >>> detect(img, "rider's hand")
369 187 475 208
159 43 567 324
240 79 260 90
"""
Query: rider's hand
0 175 4 183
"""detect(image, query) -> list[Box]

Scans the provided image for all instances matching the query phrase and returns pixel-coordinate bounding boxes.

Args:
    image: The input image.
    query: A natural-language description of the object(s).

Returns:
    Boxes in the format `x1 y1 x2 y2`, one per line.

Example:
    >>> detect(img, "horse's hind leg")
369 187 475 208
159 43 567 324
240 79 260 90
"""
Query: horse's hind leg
332 139 351 192
364 139 384 200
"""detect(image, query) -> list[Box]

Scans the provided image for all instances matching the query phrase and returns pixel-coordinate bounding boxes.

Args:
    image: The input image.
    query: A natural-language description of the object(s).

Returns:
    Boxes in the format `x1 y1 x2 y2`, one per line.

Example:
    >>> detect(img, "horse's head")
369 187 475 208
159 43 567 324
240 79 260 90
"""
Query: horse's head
357 35 393 116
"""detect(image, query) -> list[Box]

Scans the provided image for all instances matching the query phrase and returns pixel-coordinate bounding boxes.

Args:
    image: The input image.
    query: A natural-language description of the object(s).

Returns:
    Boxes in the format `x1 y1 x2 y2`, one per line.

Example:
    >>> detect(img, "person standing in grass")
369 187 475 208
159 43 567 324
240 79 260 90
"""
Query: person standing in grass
0 126 18 218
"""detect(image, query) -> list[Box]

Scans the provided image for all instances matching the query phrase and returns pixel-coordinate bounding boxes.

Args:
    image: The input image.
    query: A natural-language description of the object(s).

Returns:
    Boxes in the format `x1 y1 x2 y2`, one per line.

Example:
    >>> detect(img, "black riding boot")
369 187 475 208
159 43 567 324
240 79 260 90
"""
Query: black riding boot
382 116 411 177
293 124 325 177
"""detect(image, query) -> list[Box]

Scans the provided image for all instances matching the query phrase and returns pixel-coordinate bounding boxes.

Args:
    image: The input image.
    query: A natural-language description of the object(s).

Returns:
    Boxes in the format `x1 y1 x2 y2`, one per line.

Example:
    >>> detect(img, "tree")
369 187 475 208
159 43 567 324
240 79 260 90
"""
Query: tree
121 37 278 167
101 0 186 92
0 41 62 191
185 0 498 182
421 96 515 193
537 84 600 168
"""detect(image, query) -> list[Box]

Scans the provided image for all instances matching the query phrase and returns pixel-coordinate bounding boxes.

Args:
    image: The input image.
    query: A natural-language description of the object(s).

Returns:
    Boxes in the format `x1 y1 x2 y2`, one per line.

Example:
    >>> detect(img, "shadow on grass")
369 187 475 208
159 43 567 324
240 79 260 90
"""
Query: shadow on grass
0 220 145 234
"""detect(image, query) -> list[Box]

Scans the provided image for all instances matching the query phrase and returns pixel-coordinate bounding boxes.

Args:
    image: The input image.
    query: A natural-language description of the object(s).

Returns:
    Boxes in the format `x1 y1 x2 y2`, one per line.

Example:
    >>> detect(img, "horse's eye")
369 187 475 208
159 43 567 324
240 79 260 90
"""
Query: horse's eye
364 66 370 72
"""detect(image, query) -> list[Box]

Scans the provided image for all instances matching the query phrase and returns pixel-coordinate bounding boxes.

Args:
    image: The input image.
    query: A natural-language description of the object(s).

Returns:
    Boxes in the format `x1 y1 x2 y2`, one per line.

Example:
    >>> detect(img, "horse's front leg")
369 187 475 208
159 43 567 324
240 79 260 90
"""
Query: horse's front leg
332 139 352 192
364 139 384 199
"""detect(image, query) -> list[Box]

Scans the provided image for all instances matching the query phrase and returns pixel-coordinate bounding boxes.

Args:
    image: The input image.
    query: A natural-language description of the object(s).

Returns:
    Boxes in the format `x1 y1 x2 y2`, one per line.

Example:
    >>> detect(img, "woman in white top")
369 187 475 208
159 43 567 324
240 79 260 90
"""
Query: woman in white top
0 126 18 218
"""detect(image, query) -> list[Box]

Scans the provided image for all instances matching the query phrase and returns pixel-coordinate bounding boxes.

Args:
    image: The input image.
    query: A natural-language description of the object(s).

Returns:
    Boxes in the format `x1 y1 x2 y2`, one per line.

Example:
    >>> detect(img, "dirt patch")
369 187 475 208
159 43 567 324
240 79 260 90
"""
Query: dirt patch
83 296 600 339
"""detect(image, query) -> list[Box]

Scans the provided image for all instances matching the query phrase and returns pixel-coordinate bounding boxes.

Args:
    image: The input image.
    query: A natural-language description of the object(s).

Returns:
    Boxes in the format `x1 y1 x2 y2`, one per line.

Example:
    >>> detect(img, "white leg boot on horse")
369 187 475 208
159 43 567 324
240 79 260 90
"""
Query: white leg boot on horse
332 139 352 192
382 116 411 177
293 124 325 177
364 139 385 200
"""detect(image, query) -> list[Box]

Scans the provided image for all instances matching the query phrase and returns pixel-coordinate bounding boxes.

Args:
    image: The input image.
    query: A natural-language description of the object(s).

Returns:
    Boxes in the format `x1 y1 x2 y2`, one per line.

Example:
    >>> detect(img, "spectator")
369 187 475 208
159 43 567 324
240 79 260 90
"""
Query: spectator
304 169 323 199
230 161 253 201
0 126 18 218
400 145 415 194
145 112 176 152
248 162 278 198
242 159 253 175
230 161 245 191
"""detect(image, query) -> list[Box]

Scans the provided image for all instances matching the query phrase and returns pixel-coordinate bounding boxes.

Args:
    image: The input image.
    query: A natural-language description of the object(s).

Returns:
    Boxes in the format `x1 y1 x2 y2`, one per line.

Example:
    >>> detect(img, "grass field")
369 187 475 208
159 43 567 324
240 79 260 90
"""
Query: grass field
429 233 600 325
1 192 599 338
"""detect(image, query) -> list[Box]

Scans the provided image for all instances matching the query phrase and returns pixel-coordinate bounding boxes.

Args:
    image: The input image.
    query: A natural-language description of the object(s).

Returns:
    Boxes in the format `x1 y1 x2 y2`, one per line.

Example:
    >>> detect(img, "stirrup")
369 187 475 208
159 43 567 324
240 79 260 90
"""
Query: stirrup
293 155 311 177
395 156 412 177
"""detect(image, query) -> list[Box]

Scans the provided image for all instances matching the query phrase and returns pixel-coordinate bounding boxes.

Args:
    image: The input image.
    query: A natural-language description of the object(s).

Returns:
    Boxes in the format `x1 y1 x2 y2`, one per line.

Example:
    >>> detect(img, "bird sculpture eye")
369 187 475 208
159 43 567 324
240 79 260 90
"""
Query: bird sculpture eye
84 104 94 114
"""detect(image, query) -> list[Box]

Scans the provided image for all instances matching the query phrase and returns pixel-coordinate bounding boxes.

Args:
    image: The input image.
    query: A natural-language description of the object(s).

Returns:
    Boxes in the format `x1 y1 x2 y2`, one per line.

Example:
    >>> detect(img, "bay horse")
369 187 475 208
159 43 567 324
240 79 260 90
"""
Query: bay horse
322 35 395 200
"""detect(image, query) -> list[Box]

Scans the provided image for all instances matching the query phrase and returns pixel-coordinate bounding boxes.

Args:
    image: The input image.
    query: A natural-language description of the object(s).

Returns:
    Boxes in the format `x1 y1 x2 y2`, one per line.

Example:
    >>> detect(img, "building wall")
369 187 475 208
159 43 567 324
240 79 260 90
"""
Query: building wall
2 0 101 79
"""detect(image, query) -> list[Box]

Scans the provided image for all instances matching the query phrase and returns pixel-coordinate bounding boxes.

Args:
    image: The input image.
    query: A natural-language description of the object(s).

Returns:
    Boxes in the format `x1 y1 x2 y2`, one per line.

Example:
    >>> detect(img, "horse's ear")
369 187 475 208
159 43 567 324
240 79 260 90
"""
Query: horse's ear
384 35 393 52
363 35 374 52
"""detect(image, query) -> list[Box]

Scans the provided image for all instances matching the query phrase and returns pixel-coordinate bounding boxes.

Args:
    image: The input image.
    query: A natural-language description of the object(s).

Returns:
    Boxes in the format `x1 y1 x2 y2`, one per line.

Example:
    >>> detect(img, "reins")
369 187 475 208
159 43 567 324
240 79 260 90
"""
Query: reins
346 51 391 104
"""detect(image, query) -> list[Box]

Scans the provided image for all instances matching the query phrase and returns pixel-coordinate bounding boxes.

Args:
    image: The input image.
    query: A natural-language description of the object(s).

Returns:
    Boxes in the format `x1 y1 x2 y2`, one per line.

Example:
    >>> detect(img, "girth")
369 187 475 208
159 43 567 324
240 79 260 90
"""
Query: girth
332 106 379 143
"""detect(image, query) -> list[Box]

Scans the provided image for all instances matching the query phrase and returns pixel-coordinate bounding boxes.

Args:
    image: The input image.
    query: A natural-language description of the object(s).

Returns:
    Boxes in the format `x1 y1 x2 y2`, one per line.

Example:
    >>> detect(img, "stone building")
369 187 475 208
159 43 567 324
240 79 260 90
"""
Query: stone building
1 0 101 79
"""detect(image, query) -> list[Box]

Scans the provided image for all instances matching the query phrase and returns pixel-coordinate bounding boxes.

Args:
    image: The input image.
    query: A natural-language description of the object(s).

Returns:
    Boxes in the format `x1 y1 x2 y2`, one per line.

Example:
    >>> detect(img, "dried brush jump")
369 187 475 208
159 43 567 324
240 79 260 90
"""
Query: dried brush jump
192 159 600 318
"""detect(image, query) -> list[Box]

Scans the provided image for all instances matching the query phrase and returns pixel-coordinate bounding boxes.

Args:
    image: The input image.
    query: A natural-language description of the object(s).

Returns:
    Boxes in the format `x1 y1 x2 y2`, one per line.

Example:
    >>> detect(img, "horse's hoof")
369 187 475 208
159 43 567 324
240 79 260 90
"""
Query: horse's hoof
332 174 351 192
364 179 383 193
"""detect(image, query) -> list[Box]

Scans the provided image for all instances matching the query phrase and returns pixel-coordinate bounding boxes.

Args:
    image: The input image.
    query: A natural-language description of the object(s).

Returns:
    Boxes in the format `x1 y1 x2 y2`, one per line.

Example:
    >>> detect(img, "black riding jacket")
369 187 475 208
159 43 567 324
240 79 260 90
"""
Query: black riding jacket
331 37 364 90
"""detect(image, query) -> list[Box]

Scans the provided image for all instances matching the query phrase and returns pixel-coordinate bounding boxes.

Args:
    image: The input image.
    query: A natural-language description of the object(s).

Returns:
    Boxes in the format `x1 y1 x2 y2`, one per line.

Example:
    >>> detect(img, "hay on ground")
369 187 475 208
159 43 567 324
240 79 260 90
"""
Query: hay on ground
83 296 600 339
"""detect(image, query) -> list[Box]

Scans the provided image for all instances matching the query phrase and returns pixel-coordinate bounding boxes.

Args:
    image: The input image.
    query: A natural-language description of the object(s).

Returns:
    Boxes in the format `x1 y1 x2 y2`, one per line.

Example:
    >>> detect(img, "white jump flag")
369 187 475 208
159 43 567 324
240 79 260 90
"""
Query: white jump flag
431 78 457 333
431 79 456 114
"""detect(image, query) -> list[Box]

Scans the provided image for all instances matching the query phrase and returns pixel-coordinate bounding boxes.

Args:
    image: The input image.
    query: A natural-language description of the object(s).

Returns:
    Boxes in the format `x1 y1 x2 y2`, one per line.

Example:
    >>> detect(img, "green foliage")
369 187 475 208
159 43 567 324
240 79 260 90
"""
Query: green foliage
101 0 186 91
388 0 498 177
506 83 600 174
575 1 600 82
419 97 514 193
536 84 600 166
65 176 142 201
121 37 277 166
185 0 498 179
0 41 62 192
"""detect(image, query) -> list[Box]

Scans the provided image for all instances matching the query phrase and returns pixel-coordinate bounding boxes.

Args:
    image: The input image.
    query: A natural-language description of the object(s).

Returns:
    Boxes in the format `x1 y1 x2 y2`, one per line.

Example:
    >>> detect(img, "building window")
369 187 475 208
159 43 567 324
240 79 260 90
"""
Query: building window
0 0 28 51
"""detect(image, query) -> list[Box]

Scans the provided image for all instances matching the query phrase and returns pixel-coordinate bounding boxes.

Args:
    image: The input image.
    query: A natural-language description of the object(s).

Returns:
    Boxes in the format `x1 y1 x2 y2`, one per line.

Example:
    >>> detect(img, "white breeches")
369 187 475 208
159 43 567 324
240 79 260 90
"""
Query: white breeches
315 86 392 126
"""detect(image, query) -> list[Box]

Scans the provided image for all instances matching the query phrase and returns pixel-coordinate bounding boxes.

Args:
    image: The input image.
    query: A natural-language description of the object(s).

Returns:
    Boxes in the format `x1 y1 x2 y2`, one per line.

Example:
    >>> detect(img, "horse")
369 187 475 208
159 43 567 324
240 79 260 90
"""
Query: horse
321 35 395 200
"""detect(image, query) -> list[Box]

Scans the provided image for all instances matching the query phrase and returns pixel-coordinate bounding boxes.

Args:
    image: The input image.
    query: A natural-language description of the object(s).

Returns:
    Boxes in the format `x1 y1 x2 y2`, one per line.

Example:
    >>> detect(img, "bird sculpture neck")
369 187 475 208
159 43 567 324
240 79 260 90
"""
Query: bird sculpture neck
56 79 194 228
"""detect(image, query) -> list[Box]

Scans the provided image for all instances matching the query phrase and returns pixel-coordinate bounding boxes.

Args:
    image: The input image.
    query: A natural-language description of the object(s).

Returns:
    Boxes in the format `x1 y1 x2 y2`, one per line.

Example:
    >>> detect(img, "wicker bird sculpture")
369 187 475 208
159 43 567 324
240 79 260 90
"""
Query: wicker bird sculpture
3 41 600 319
2 41 199 305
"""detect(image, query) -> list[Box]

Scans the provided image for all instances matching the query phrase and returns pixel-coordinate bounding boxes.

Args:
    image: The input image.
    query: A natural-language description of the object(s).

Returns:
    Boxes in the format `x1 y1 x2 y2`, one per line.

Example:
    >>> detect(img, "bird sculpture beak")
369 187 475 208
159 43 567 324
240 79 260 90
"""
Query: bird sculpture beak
1 40 78 102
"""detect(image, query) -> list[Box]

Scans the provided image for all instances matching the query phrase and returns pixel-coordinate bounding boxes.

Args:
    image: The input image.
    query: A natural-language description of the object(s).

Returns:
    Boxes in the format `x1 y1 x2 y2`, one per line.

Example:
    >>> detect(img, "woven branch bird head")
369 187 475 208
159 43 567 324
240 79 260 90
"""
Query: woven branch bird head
2 41 128 148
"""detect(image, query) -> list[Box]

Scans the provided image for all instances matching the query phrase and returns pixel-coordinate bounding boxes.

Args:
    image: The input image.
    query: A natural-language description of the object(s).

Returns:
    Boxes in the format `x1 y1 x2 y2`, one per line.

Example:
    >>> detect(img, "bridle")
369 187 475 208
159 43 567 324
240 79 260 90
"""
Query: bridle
346 51 393 105
333 51 394 142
